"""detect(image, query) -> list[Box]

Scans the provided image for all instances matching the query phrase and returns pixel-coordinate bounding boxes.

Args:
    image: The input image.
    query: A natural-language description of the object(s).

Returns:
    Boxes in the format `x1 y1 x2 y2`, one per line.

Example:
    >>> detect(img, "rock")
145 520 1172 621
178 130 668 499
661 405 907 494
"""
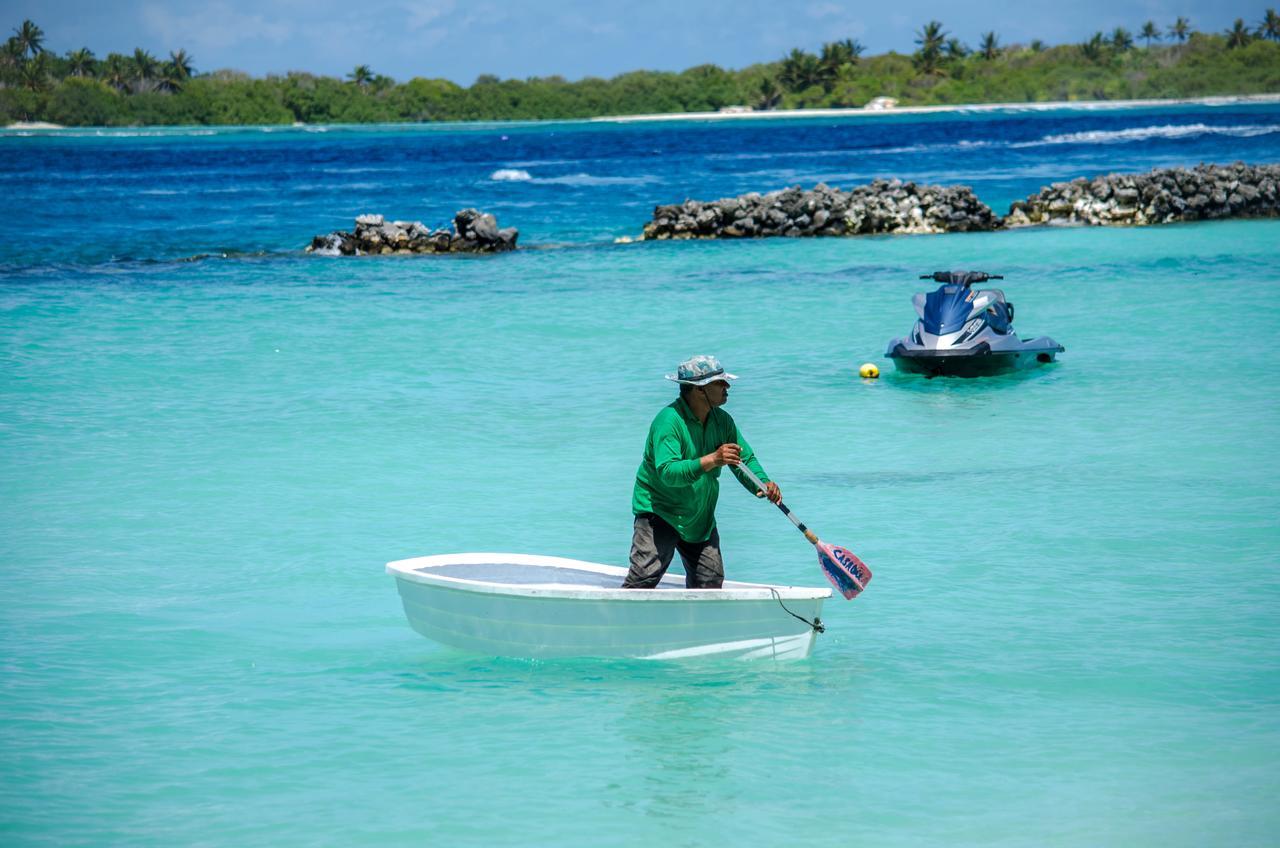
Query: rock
309 209 518 255
1005 163 1280 228
639 180 1000 241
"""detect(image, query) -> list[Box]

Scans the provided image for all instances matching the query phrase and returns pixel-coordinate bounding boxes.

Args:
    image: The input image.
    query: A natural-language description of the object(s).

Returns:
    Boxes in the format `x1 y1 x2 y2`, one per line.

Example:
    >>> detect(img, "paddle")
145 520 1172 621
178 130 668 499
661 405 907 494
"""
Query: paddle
734 463 871 600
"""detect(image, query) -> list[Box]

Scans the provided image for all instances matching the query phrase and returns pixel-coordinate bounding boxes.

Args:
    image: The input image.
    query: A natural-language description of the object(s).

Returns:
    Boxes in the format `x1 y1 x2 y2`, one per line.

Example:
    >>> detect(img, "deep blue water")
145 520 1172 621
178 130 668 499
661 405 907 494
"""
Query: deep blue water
2 103 1279 846
4 102 1280 265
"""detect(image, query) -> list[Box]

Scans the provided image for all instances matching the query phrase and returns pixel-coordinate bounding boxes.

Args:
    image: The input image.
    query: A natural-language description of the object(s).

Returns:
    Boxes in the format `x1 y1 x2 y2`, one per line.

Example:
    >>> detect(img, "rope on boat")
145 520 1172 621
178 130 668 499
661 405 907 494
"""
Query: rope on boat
769 588 824 634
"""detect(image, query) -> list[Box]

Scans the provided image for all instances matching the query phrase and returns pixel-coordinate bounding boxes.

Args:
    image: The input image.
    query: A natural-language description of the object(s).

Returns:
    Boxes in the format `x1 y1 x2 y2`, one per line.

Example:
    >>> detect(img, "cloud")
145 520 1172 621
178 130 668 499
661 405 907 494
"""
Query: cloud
555 11 621 37
807 2 844 19
401 0 457 31
141 2 294 51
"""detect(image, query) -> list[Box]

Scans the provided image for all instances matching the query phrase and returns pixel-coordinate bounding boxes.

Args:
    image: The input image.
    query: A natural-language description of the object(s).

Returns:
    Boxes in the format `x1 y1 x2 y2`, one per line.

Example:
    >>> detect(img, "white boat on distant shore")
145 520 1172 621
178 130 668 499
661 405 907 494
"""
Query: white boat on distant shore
387 553 830 661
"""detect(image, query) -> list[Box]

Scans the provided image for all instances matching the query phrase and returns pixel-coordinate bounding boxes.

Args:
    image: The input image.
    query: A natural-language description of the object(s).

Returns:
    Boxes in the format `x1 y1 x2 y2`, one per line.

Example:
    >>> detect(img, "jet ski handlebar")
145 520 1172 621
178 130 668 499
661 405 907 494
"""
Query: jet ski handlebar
919 271 1004 286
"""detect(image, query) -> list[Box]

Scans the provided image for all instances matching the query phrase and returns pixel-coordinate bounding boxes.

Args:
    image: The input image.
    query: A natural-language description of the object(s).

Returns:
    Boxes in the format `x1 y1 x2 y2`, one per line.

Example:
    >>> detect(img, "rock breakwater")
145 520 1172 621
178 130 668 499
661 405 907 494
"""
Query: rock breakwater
1005 162 1280 227
641 180 1000 240
308 209 518 255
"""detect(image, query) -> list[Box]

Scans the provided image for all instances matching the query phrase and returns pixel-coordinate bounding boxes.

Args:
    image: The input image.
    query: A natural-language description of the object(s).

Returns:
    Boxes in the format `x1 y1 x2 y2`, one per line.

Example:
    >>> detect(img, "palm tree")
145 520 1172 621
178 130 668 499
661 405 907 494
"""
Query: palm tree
1111 27 1134 51
819 39 864 76
1225 18 1252 48
19 51 49 91
1080 32 1107 61
157 62 185 92
131 48 159 92
169 49 194 81
1140 21 1160 47
12 19 44 58
755 75 783 110
944 38 969 59
779 48 824 91
348 64 373 87
1 37 24 82
1261 9 1280 41
815 42 850 91
1168 17 1190 42
914 20 948 74
103 53 130 91
66 47 96 76
979 31 1000 60
915 20 947 54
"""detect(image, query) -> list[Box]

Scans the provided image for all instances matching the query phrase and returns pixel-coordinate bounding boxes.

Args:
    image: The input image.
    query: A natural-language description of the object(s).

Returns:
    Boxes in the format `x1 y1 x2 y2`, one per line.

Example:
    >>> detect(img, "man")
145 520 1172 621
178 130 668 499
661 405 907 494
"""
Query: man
622 355 782 590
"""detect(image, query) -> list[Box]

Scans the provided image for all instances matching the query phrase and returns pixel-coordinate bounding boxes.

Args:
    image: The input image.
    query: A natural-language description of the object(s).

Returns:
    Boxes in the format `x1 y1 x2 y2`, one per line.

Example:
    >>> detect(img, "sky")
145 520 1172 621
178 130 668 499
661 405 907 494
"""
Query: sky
2 0 1267 85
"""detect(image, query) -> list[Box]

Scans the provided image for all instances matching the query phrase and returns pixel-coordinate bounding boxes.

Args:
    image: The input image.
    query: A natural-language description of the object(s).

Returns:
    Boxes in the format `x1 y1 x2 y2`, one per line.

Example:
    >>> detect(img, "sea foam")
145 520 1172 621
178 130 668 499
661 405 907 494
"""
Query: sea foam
491 169 533 181
1022 123 1280 146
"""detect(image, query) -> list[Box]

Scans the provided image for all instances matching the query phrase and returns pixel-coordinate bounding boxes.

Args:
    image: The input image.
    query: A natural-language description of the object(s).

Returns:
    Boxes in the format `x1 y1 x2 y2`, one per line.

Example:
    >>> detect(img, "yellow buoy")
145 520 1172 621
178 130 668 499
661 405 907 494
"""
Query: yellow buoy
859 362 880 379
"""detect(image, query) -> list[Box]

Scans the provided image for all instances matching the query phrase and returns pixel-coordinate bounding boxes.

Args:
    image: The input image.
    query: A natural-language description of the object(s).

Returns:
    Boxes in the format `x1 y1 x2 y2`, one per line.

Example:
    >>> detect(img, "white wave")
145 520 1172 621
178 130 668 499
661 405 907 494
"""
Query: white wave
321 166 404 174
490 168 533 181
309 235 345 257
292 181 382 191
506 158 578 167
139 189 180 195
534 172 659 186
1016 123 1280 146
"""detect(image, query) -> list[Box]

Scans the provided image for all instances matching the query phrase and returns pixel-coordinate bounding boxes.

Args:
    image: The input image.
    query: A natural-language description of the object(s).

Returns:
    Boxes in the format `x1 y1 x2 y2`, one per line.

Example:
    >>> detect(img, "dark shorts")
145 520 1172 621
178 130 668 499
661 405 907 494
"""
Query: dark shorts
622 513 724 589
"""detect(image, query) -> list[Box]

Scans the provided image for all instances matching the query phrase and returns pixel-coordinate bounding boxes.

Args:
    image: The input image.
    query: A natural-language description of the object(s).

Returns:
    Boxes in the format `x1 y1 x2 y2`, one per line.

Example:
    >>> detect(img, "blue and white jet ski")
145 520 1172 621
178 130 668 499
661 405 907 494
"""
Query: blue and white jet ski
886 271 1064 377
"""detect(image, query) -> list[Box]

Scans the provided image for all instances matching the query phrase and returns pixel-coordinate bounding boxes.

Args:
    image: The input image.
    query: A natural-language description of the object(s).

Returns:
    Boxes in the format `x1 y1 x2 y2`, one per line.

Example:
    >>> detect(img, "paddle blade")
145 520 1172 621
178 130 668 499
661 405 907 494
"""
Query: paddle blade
816 542 872 600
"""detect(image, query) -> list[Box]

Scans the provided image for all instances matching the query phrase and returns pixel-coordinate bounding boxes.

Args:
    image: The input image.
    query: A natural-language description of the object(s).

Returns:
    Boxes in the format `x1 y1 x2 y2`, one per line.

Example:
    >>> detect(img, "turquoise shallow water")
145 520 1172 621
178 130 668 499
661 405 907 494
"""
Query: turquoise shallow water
3 108 1280 845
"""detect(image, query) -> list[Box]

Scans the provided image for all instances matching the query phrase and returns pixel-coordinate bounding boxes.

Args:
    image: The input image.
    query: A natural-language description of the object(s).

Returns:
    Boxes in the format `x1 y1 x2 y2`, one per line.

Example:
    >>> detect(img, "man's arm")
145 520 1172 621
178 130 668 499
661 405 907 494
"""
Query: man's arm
729 425 782 503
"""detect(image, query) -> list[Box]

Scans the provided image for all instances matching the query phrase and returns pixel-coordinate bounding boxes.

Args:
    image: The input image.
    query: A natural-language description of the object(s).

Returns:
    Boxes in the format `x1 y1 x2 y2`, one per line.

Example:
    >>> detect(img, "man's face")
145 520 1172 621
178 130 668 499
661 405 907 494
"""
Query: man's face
702 380 730 406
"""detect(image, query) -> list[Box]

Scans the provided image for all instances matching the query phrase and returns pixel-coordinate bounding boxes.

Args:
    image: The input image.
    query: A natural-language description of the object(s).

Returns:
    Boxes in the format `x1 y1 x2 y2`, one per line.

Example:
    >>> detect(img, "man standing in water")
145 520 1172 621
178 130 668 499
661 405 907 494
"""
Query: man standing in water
622 355 782 589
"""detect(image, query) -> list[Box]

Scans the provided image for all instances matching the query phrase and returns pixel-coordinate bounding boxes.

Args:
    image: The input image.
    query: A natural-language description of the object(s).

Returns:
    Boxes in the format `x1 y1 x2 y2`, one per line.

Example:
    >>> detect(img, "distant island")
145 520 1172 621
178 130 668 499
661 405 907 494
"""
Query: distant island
2 14 1279 127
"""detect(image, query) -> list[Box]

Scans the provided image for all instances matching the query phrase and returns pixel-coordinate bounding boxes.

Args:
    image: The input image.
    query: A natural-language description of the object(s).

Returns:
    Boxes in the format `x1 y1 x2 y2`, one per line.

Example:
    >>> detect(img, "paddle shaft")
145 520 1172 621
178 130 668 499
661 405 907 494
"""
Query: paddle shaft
734 463 820 546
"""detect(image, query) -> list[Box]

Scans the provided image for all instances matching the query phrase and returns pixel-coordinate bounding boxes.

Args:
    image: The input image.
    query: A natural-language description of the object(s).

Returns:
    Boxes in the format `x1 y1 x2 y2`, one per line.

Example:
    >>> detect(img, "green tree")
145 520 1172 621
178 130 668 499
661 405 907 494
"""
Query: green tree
19 51 49 91
66 47 96 76
1225 18 1252 48
1261 9 1280 41
1080 32 1107 61
1140 21 1160 47
820 38 863 73
779 48 824 91
348 64 373 86
979 31 1000 59
914 20 947 74
169 49 194 81
944 38 969 59
131 48 159 92
47 76 120 124
102 53 129 91
1111 28 1133 51
0 37 23 84
12 19 43 58
754 74 783 110
1168 17 1191 42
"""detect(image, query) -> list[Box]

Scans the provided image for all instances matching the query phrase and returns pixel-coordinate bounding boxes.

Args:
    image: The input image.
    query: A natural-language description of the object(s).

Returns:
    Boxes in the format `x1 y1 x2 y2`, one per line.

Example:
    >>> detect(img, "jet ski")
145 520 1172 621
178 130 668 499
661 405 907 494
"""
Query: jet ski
885 271 1064 377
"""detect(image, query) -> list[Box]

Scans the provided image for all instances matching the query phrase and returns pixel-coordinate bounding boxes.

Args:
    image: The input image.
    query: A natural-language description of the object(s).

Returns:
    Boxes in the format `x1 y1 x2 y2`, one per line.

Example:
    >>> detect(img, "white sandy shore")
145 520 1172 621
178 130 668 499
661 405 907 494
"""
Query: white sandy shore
590 93 1280 123
5 93 1279 133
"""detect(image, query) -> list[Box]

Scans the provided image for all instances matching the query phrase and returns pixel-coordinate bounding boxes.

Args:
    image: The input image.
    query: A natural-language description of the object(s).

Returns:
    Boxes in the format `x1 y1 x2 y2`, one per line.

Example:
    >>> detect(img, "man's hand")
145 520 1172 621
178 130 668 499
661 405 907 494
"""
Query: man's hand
756 481 782 503
701 442 742 471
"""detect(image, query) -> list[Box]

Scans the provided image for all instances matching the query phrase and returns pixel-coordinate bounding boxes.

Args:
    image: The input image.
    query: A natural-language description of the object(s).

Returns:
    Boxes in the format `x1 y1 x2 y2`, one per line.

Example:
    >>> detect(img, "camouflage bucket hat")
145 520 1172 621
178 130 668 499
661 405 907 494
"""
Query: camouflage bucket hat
665 354 739 386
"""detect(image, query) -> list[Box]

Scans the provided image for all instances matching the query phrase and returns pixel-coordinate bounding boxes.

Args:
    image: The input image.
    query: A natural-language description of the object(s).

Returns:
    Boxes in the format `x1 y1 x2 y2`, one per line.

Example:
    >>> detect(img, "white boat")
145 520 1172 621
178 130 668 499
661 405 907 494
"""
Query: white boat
386 552 831 661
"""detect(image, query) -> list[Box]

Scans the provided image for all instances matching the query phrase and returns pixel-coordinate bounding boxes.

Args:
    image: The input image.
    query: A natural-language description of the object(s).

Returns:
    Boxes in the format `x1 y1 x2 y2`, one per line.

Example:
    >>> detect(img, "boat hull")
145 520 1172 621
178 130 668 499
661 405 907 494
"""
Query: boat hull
387 553 830 661
886 338 1063 377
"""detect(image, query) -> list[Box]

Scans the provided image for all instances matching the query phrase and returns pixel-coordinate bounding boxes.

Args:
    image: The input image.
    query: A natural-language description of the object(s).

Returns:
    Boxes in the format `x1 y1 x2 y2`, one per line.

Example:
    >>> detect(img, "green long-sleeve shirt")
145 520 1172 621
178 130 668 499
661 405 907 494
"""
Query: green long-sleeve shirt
631 397 770 543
